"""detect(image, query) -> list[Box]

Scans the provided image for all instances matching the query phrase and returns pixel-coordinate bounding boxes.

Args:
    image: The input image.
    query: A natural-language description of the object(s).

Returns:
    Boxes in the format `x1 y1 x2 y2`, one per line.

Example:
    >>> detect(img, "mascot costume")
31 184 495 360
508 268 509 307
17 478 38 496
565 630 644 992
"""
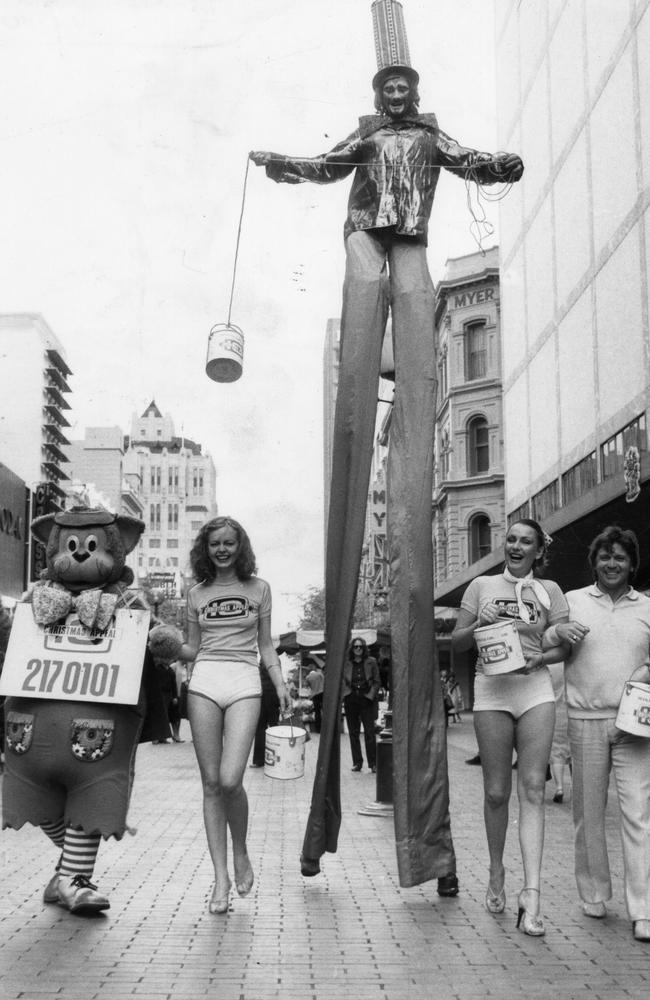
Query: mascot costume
250 0 524 889
2 507 182 914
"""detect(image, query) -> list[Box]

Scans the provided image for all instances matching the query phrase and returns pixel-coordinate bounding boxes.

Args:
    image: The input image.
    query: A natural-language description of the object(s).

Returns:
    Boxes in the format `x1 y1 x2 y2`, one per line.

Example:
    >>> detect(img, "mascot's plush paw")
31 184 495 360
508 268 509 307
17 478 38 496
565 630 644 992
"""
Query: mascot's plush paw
148 624 183 664
53 874 110 914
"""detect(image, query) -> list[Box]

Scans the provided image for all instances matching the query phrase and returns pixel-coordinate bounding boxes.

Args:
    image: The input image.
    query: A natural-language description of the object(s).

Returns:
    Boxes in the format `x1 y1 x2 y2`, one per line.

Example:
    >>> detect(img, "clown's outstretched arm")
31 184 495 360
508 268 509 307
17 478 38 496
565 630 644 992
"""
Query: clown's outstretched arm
437 130 524 185
249 132 360 185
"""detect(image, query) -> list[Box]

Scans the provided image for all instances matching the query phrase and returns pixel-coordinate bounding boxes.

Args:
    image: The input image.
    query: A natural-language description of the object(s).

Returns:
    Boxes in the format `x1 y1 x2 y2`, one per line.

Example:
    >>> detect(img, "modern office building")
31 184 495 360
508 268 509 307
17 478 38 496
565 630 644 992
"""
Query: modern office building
65 426 145 581
0 313 71 501
496 0 650 591
437 2 650 604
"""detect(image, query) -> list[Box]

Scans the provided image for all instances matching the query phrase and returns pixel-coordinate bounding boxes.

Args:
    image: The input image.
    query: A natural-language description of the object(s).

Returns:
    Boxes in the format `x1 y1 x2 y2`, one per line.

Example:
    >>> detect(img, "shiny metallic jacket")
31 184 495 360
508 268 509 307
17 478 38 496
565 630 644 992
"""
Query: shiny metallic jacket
264 113 505 245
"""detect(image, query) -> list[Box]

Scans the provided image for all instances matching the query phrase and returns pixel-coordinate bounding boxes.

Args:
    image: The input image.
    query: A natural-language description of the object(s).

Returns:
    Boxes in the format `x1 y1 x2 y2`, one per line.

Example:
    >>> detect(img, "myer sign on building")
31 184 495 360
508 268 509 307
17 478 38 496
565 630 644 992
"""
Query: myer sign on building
0 463 27 599
0 605 150 705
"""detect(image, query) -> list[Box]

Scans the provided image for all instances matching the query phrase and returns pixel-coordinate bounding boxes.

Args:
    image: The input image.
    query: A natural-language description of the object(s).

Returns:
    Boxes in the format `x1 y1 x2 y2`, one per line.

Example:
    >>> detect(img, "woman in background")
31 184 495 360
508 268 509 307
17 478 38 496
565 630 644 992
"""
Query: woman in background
343 638 381 773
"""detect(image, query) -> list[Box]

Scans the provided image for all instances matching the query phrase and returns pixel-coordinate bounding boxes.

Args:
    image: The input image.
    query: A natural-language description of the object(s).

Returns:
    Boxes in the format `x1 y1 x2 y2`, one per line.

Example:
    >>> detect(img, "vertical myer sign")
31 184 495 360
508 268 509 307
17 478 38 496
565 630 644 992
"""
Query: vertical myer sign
0 463 28 599
30 482 59 583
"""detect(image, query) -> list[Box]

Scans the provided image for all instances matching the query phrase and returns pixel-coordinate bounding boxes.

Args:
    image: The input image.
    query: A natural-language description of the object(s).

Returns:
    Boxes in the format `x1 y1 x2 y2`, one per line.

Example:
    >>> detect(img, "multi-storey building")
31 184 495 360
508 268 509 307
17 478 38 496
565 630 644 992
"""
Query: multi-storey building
0 314 71 503
123 401 218 593
65 426 145 581
432 247 505 590
490 0 650 593
0 314 71 583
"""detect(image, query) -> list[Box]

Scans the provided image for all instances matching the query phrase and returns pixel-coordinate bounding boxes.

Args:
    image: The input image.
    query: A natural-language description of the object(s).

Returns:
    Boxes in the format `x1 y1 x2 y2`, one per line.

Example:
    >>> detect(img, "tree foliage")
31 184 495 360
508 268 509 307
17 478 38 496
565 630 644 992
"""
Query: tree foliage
297 585 367 630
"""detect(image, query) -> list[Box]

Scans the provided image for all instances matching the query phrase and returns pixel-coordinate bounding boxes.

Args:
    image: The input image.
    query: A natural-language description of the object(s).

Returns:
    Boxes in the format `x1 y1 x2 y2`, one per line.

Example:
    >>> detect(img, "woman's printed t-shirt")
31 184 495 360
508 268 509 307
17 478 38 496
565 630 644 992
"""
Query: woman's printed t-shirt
187 576 271 667
461 574 568 673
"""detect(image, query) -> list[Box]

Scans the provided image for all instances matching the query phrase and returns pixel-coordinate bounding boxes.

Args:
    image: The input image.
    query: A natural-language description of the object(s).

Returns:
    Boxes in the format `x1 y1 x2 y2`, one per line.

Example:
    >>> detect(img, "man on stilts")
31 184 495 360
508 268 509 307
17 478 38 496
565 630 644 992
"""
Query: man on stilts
251 0 523 889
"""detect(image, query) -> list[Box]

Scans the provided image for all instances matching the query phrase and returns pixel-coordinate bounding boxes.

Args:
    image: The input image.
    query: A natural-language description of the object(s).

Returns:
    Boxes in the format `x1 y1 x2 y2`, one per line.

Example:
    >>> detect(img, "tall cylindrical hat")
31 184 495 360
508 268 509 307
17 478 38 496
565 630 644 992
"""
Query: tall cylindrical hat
371 0 419 89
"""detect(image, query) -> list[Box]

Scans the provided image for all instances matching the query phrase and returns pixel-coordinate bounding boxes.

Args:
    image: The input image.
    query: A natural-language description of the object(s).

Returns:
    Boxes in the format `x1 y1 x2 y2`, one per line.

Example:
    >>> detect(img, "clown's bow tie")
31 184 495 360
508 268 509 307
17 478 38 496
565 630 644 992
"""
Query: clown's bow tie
31 583 118 631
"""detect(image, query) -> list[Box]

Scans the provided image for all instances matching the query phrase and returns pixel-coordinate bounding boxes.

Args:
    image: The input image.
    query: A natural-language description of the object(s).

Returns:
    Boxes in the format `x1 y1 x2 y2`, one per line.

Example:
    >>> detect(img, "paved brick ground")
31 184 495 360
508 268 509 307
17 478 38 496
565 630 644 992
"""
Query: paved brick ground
1 715 649 1000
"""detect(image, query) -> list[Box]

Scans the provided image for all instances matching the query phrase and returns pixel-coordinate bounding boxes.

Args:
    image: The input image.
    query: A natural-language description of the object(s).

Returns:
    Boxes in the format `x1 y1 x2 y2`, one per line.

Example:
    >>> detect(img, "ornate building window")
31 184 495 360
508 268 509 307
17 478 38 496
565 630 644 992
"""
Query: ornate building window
440 428 451 480
438 344 448 399
469 513 491 563
465 321 487 381
468 416 489 475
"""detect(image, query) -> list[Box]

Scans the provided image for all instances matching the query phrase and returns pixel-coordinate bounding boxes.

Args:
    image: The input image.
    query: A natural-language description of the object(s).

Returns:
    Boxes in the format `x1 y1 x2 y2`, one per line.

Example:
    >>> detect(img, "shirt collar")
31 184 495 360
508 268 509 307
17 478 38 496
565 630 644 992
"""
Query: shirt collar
588 583 639 602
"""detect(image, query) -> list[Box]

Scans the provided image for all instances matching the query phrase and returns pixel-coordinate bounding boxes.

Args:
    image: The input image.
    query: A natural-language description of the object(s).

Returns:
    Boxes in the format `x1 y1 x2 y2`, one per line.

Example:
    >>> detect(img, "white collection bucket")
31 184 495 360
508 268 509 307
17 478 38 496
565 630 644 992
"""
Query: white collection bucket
264 725 306 779
205 323 244 383
616 681 650 737
474 620 526 675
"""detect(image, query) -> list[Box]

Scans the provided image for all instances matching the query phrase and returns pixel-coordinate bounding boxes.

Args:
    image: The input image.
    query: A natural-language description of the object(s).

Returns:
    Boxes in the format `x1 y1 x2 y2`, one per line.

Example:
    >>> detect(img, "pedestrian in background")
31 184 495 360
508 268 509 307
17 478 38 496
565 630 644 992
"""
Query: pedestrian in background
343 638 381 773
452 519 569 937
305 657 325 733
250 663 280 767
544 525 650 942
179 516 291 915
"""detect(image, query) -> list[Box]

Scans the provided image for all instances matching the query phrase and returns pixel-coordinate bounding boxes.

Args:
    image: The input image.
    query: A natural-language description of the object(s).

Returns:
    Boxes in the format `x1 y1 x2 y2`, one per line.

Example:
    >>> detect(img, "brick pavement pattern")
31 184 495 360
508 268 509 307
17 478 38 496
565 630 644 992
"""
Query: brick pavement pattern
1 717 649 1000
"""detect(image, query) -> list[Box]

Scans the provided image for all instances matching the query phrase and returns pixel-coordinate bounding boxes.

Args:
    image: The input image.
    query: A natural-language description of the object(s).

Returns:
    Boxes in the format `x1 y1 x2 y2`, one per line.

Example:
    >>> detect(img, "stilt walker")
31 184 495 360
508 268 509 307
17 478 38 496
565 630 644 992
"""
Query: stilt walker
250 0 523 887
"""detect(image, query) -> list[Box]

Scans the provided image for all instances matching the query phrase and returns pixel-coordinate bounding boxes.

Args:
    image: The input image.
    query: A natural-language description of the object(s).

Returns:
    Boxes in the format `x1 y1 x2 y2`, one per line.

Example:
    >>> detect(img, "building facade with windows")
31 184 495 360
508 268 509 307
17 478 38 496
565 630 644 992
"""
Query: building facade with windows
0 314 71 502
432 247 505 587
493 0 650 593
123 401 218 594
436 2 650 604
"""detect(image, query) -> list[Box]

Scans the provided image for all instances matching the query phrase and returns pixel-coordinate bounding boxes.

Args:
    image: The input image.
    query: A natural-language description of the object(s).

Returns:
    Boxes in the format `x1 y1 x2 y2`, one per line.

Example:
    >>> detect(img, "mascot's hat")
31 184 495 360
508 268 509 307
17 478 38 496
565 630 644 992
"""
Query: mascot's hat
371 0 419 90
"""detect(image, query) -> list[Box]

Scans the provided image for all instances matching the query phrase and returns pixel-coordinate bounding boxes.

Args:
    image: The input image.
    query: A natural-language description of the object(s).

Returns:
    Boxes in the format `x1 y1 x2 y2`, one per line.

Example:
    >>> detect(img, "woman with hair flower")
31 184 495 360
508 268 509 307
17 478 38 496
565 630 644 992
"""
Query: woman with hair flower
452 519 569 936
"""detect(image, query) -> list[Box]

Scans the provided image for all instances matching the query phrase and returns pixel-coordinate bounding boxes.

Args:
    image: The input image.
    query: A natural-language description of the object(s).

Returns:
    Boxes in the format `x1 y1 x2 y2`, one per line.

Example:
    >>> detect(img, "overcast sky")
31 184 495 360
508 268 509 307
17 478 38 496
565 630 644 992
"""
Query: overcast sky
1 0 503 631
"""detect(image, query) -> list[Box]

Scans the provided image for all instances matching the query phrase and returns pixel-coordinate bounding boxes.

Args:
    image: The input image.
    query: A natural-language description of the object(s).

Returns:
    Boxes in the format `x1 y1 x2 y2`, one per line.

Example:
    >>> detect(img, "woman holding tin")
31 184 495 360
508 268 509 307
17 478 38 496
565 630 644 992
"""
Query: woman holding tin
452 519 569 936
543 526 650 942
179 516 291 915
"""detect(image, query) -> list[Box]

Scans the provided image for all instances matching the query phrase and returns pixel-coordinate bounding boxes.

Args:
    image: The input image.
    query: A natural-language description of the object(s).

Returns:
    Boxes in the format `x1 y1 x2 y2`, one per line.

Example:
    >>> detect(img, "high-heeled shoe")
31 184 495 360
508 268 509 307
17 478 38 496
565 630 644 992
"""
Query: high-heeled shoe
485 866 506 913
485 884 506 914
516 887 545 936
209 880 231 914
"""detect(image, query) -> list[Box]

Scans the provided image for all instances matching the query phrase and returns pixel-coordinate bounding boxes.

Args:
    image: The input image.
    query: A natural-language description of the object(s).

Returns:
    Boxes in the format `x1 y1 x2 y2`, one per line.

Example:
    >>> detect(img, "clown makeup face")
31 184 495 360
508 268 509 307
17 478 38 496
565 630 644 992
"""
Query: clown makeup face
381 75 413 118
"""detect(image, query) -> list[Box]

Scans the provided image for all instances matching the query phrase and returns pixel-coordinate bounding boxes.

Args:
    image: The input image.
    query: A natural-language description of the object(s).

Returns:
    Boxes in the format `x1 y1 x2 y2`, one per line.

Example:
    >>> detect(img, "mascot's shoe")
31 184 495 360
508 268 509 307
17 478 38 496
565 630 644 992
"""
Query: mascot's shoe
633 920 650 941
43 873 62 904
55 874 110 914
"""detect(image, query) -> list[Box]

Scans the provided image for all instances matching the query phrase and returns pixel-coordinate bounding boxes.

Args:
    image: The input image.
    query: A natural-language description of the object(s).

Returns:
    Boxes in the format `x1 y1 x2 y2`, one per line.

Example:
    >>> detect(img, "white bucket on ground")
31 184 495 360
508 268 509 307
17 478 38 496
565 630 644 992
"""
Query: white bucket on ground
474 620 526 675
264 725 306 779
205 323 244 383
616 681 650 736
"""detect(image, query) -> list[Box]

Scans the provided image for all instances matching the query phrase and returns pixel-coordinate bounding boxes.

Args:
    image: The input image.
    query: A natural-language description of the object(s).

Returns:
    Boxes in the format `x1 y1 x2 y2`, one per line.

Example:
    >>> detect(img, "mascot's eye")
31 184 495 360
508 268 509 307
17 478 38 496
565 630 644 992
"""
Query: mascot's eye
86 534 99 553
66 535 79 553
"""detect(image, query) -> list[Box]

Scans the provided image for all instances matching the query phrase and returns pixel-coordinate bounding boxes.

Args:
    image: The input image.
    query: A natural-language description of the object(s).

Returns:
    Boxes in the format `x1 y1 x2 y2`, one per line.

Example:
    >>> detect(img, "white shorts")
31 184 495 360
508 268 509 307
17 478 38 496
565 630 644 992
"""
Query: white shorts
473 668 554 720
189 660 261 711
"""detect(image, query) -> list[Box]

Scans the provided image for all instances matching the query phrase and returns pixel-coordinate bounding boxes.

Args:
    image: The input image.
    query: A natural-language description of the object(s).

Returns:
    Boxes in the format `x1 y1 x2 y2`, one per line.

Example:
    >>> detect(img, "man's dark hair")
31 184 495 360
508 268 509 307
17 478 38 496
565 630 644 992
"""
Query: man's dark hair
588 525 639 582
